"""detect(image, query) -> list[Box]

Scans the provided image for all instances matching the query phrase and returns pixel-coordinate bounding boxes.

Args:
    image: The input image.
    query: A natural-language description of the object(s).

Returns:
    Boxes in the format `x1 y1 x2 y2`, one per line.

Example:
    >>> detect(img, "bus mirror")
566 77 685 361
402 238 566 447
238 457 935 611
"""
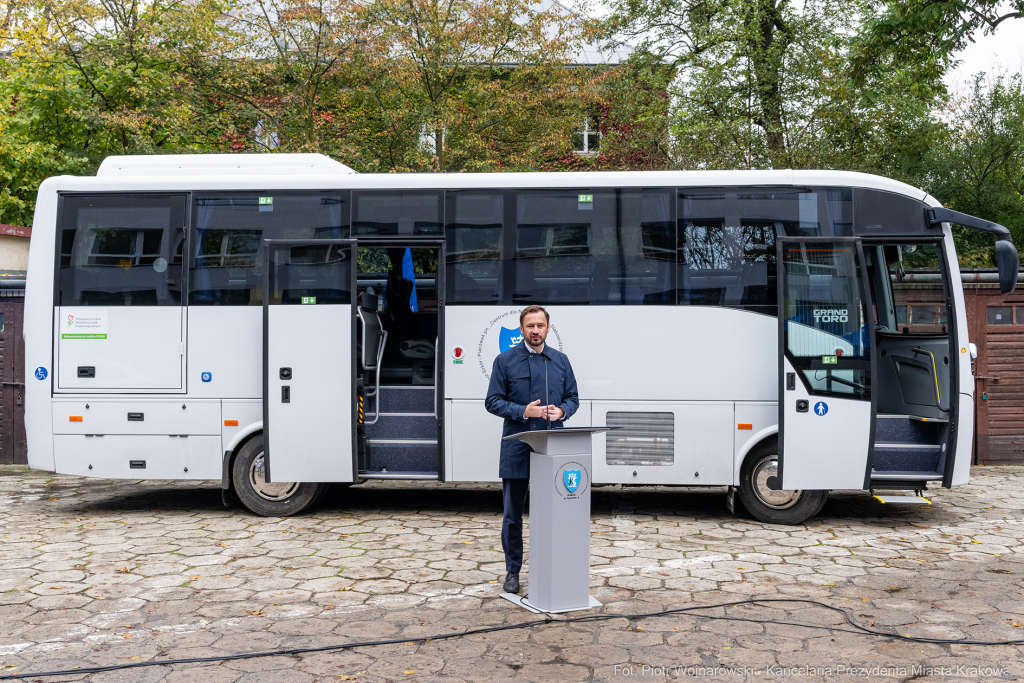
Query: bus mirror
994 240 1019 294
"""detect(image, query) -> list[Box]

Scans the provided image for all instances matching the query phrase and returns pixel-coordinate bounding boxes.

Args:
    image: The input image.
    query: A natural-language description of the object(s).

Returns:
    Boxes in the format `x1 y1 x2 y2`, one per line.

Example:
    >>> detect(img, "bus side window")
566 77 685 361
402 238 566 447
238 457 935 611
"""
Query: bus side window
510 188 675 305
57 195 186 306
189 192 349 306
445 191 504 304
886 243 948 335
353 191 443 237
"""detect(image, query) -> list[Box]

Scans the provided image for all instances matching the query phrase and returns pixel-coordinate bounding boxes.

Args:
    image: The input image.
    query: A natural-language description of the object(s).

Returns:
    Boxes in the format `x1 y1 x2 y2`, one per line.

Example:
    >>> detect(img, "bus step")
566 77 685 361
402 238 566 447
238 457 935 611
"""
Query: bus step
365 439 439 473
367 386 435 414
872 495 931 505
874 415 946 445
364 414 437 440
871 445 941 472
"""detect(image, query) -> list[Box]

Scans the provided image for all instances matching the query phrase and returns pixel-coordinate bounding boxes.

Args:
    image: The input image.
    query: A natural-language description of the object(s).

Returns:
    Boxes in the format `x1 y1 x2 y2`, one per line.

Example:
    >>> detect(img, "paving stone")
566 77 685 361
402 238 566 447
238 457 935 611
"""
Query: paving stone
3 466 1024 681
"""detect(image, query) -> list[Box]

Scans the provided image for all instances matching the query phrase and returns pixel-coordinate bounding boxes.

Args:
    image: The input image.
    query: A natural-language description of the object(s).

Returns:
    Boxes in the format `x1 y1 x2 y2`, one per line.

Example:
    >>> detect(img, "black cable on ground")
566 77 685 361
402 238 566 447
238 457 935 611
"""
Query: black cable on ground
1 597 1020 680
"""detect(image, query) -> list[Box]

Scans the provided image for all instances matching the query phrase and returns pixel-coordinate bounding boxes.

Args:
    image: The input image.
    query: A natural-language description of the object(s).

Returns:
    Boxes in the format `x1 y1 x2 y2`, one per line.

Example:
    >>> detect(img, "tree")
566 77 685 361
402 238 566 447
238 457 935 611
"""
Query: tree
850 0 1023 88
223 0 366 154
604 0 943 171
1 0 238 162
914 74 1024 265
347 0 594 172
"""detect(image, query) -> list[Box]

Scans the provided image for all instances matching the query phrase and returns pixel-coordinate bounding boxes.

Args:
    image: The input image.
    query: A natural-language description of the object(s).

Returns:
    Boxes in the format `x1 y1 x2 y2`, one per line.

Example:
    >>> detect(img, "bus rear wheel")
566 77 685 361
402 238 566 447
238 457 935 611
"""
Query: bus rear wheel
738 440 828 525
232 434 323 517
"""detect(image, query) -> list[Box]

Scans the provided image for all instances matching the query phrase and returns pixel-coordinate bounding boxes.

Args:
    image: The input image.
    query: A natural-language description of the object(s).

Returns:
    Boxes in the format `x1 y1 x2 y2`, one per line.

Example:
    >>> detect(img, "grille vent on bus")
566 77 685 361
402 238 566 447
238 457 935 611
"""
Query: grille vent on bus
605 411 674 466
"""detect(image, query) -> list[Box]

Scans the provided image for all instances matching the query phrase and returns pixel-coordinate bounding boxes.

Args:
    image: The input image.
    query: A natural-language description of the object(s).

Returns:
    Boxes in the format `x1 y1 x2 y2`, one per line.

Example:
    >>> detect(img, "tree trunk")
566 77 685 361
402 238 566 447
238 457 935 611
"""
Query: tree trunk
744 0 790 167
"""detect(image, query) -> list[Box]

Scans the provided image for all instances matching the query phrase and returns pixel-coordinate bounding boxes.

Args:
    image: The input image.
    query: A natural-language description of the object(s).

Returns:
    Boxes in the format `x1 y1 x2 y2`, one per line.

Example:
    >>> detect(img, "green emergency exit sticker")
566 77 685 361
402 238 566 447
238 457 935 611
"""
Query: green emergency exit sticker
578 194 593 203
259 197 273 205
822 355 838 365
301 296 317 305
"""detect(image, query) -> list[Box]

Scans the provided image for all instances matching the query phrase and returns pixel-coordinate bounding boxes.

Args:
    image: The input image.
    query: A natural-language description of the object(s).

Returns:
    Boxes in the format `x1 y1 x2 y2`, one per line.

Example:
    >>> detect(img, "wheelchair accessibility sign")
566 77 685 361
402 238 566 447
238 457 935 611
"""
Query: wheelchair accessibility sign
814 401 828 416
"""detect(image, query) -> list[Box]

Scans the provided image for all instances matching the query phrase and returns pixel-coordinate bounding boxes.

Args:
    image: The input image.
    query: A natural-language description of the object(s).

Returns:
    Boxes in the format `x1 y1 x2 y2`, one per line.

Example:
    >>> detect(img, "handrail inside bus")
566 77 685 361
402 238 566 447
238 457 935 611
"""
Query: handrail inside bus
363 330 388 426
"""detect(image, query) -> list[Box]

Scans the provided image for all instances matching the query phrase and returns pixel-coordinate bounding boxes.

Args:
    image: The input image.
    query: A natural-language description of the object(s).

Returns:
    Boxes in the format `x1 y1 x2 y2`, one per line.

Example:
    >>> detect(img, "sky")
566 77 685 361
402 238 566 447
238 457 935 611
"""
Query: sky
944 14 1024 92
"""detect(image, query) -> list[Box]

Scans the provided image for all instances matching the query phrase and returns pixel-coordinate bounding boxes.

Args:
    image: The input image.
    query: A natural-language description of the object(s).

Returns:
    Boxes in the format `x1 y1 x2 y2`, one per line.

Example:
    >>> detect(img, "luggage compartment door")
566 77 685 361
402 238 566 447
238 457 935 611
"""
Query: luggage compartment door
55 194 187 391
264 239 355 483
778 237 875 490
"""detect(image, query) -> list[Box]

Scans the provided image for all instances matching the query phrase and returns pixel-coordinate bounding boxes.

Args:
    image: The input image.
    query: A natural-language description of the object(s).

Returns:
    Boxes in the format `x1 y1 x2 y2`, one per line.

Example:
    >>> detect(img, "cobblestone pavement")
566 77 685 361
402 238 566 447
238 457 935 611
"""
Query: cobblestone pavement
1 466 1023 682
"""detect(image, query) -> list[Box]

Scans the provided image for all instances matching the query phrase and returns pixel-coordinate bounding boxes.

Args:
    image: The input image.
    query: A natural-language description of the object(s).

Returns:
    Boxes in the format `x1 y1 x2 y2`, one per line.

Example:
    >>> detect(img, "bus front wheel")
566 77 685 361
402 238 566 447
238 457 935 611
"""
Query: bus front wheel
232 434 323 517
738 440 828 525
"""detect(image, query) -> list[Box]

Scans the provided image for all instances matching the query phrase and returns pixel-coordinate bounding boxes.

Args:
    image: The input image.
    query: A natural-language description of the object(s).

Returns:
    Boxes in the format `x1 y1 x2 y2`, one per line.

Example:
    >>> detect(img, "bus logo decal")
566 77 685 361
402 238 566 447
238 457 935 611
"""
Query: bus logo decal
814 401 828 416
813 308 848 323
452 346 465 364
498 326 524 352
35 367 47 380
477 308 563 379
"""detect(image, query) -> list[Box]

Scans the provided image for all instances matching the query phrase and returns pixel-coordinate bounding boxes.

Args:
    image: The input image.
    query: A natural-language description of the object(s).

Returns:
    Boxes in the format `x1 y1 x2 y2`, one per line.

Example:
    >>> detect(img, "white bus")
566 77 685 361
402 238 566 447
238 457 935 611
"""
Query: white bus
24 154 1019 524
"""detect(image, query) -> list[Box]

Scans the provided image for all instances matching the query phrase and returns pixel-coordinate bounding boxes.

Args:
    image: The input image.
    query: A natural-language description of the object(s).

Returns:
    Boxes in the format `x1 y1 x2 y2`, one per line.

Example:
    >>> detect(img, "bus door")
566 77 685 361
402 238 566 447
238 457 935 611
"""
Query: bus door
263 239 356 483
777 237 876 490
354 240 445 481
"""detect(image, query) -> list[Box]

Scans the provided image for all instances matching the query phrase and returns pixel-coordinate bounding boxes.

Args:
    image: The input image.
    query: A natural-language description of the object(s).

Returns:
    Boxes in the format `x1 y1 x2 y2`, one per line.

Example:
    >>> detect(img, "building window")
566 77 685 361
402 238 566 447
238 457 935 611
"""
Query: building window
572 118 601 155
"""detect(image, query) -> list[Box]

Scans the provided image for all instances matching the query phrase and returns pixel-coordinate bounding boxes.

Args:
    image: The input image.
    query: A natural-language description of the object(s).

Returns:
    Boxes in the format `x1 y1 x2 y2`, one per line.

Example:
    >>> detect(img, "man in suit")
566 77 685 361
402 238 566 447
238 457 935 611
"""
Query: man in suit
484 306 579 594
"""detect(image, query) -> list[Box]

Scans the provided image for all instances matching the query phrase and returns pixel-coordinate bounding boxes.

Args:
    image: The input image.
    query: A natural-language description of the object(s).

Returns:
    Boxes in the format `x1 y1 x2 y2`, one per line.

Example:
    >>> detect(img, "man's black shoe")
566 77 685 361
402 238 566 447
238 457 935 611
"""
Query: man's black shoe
503 572 520 594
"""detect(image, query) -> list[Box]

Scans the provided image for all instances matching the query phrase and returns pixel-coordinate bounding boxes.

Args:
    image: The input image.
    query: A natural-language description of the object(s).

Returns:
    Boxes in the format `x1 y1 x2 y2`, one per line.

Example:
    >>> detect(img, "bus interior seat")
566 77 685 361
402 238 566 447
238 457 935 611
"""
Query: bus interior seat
400 340 435 385
356 290 387 391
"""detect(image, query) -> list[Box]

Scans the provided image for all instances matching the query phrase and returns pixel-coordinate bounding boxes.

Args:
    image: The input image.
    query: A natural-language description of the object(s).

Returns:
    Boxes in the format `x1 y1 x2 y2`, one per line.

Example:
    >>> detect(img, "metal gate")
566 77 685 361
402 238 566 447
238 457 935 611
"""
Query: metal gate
968 285 1024 464
0 296 26 465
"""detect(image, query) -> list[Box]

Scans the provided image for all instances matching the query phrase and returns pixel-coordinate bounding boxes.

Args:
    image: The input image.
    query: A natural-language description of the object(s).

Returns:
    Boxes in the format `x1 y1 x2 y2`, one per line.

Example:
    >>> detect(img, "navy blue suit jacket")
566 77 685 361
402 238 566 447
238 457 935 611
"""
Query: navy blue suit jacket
484 341 579 478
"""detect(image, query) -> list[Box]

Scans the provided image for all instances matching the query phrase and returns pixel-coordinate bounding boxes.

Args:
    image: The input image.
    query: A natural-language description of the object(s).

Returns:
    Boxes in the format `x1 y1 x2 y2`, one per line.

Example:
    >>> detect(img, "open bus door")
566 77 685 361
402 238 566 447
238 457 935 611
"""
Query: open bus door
263 239 357 483
777 237 876 490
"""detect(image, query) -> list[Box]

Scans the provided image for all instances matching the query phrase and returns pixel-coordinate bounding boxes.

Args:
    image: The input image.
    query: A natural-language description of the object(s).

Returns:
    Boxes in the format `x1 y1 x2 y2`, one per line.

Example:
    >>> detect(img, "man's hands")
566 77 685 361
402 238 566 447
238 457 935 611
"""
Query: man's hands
524 400 564 420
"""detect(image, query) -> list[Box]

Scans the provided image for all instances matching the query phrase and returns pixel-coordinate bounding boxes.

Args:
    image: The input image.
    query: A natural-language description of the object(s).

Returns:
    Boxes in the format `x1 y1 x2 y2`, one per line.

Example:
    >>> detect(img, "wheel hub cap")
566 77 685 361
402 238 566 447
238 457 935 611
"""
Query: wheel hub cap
752 455 802 510
249 452 300 502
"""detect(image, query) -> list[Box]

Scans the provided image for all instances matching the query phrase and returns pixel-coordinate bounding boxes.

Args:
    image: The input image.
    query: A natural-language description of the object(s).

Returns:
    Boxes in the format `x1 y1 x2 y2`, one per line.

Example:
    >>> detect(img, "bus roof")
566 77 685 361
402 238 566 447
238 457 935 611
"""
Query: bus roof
66 156 934 205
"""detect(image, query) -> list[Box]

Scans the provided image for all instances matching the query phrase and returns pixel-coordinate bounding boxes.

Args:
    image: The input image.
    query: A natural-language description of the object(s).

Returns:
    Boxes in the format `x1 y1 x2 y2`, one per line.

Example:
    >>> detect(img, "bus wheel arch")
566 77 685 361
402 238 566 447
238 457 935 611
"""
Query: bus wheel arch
737 436 829 525
230 432 323 517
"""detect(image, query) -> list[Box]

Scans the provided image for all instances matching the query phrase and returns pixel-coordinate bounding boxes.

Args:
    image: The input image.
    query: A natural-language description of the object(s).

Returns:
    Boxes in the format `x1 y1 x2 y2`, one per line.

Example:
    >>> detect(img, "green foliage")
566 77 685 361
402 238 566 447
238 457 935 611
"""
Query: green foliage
604 0 943 171
911 74 1024 266
0 125 90 226
850 0 1023 89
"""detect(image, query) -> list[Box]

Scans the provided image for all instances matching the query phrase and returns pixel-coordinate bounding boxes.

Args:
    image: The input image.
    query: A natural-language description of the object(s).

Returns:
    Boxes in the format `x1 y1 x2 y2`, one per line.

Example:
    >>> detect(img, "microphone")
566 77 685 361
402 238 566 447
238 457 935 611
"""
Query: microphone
544 357 550 430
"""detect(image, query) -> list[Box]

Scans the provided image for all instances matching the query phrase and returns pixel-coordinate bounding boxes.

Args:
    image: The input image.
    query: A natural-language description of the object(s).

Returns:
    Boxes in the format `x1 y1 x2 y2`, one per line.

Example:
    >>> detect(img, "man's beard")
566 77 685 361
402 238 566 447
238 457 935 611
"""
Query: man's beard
527 333 546 347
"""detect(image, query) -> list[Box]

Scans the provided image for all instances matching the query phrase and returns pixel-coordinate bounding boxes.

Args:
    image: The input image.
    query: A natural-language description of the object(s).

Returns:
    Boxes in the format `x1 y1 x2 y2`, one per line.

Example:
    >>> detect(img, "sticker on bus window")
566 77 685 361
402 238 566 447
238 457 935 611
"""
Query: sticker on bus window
301 296 317 305
259 196 273 212
578 194 593 210
821 355 838 365
61 309 108 340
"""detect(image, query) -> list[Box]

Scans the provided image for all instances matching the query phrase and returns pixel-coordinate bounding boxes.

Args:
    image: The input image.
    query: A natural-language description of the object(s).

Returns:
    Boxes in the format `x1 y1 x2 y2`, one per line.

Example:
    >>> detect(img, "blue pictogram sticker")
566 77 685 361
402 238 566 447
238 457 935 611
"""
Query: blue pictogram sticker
563 469 581 493
814 401 828 416
34 367 47 380
498 326 524 352
201 372 212 382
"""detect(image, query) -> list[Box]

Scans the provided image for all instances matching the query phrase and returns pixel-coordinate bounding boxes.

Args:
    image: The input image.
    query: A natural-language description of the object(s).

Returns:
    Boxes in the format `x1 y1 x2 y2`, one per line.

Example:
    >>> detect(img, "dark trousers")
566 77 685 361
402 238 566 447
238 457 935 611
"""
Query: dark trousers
501 477 530 573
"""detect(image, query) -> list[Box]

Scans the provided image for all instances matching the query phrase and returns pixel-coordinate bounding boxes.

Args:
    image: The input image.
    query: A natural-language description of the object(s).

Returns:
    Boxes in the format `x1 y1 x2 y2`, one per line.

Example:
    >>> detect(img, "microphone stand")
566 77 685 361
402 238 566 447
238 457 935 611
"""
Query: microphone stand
544 355 550 430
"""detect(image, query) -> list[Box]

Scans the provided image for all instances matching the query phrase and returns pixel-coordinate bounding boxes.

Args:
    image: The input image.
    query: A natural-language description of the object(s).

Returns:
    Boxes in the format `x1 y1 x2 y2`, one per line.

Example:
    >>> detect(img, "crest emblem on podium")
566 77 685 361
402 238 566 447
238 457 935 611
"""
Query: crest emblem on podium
499 326 525 352
563 469 581 493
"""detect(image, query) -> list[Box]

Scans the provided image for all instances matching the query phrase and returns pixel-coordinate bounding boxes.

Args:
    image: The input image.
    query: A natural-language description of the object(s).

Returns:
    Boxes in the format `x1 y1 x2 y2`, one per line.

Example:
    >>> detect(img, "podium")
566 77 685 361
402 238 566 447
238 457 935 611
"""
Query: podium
499 426 612 614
